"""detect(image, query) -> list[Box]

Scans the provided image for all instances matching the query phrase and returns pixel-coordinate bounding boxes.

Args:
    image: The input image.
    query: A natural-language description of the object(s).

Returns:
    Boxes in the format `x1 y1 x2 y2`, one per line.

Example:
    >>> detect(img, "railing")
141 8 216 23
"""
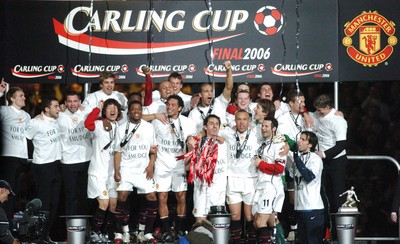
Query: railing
26 156 400 242
347 155 400 243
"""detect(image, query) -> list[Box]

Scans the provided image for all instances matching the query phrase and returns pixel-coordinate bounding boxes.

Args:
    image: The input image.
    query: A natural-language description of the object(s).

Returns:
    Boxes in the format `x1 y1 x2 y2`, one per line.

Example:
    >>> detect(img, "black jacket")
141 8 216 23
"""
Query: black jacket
0 206 14 244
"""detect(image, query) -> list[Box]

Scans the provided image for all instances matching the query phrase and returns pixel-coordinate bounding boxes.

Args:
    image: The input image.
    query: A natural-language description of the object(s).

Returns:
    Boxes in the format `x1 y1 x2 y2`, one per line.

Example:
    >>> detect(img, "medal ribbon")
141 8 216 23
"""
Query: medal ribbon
102 122 117 151
235 129 250 158
289 110 302 132
169 116 184 149
120 121 141 148
197 100 214 120
256 140 272 158
294 152 310 186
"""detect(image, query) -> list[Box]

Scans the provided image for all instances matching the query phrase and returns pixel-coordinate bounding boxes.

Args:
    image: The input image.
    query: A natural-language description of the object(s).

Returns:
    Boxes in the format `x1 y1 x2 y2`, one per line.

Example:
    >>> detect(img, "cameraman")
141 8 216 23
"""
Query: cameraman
0 180 20 244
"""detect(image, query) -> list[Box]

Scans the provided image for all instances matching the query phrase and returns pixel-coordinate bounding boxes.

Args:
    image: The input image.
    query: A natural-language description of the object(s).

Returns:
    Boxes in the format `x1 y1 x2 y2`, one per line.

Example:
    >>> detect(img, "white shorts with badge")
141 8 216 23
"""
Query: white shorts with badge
154 166 187 192
117 172 156 194
193 184 226 217
252 183 285 215
87 174 117 200
226 176 257 205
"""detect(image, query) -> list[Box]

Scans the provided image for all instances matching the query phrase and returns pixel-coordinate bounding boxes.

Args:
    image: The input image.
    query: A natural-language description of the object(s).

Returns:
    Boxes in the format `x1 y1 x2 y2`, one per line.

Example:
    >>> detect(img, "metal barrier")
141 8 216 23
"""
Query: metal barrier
347 155 400 242
25 156 400 242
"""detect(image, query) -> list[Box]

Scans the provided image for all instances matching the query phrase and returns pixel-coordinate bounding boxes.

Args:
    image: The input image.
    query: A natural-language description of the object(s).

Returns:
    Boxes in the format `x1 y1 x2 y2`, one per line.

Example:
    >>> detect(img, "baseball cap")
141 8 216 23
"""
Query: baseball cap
0 180 15 196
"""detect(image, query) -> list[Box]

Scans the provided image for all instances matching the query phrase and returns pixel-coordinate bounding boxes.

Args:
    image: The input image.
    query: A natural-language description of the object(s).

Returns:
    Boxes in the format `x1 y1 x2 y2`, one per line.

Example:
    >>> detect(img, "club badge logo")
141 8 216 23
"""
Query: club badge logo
342 11 397 67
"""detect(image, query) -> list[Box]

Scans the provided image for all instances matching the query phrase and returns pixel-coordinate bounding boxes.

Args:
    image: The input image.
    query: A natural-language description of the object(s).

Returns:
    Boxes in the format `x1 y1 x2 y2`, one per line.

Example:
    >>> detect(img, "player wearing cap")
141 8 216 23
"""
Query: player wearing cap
113 100 158 243
0 180 19 244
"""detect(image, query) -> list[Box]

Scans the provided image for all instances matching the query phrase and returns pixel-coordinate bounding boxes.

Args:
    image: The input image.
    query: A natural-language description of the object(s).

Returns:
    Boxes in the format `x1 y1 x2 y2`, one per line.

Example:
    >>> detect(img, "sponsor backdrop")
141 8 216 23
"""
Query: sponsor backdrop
339 0 400 81
1 0 338 84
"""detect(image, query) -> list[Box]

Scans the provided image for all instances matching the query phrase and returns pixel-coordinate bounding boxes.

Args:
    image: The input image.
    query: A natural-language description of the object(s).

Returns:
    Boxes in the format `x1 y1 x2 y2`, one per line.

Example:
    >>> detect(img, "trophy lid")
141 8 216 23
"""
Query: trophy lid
209 205 227 214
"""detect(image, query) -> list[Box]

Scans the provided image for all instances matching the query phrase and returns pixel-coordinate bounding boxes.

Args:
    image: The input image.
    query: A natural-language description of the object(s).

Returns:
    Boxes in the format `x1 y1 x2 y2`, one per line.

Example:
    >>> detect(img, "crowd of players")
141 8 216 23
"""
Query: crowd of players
0 60 349 244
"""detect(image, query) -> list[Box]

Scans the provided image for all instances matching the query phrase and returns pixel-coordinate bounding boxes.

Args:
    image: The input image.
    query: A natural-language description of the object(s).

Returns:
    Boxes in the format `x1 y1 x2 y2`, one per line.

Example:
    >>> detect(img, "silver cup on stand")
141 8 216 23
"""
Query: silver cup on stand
208 206 231 244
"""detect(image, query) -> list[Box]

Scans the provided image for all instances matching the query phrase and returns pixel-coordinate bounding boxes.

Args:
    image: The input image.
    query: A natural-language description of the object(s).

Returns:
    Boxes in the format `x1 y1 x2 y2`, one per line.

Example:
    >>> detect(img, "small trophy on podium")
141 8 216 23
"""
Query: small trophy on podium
338 186 360 213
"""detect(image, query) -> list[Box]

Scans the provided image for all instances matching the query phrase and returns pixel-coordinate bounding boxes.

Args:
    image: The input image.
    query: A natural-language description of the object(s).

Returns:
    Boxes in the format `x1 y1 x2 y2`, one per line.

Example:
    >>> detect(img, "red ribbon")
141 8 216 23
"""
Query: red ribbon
176 137 219 186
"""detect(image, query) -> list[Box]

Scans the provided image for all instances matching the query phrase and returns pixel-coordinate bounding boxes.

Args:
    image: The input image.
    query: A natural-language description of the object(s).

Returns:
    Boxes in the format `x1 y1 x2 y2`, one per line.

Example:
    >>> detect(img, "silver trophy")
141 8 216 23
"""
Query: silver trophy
338 186 360 212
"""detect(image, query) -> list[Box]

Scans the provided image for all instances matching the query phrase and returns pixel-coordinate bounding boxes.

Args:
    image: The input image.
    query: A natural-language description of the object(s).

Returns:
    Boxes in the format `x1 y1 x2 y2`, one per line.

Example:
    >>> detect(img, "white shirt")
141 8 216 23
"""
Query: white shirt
152 115 196 171
194 140 228 192
143 99 166 115
220 127 259 177
177 91 192 114
87 119 118 179
58 109 93 164
289 152 324 210
114 119 156 173
152 90 161 102
26 113 61 164
82 90 128 112
188 94 230 133
277 110 306 141
275 101 290 120
152 90 192 113
225 104 255 128
0 106 31 158
311 109 347 158
256 139 286 188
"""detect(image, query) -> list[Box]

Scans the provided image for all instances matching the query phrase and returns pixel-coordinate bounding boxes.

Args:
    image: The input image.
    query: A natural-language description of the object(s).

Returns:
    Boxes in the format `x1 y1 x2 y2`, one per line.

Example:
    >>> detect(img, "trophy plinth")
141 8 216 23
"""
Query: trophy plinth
338 207 359 213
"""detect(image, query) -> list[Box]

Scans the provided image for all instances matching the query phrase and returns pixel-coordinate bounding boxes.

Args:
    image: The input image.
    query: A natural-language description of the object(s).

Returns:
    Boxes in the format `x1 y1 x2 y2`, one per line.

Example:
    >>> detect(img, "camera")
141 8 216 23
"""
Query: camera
10 198 49 242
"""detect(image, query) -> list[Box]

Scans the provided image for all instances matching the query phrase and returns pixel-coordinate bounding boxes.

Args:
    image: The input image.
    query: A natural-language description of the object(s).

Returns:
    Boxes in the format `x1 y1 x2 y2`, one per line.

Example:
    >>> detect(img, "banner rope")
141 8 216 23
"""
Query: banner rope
147 0 155 68
278 0 287 101
205 0 216 99
87 0 94 94
295 0 302 95
293 0 302 143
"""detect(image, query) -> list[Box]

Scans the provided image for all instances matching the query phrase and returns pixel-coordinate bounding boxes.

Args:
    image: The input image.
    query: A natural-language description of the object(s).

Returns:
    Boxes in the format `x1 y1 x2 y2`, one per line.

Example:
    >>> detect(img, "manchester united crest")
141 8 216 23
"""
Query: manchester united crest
359 26 380 55
342 11 397 67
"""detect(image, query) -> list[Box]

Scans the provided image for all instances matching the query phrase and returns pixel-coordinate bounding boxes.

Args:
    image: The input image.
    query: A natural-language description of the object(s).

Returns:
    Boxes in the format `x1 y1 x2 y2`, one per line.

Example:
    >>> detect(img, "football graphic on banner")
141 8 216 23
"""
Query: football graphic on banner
254 6 284 36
